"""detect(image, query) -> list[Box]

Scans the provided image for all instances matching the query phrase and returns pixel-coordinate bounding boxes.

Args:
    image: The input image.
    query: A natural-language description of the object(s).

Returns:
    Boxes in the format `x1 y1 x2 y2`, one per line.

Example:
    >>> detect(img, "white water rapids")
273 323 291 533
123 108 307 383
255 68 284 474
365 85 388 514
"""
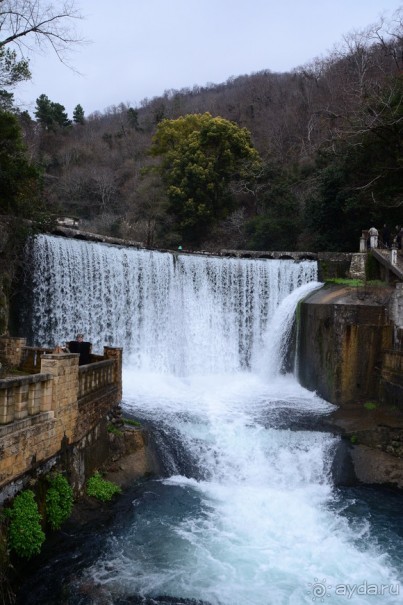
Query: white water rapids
27 235 401 605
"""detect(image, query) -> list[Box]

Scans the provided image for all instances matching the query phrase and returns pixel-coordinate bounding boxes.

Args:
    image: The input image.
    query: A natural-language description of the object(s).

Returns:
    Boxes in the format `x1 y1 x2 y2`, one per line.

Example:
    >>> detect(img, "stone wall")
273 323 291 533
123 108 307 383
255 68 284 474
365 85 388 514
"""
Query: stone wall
0 340 123 501
298 284 403 487
0 337 26 370
298 285 393 406
380 350 403 409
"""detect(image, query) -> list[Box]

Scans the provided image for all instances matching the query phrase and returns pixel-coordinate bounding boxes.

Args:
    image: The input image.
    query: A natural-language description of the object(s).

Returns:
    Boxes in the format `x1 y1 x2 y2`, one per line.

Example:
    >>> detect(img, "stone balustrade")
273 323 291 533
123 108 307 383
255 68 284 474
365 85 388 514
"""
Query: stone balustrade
78 359 116 399
0 373 53 425
0 337 123 495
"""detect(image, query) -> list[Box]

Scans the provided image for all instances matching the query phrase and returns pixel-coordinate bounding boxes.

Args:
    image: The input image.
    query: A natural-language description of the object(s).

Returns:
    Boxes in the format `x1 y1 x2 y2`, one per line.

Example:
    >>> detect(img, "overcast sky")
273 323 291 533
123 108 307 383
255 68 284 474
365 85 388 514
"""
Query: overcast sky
14 0 403 118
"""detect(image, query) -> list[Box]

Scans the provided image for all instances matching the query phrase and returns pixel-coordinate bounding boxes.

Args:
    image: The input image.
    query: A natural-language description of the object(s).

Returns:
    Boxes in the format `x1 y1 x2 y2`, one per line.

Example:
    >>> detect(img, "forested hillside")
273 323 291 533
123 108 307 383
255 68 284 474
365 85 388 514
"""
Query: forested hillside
4 10 403 251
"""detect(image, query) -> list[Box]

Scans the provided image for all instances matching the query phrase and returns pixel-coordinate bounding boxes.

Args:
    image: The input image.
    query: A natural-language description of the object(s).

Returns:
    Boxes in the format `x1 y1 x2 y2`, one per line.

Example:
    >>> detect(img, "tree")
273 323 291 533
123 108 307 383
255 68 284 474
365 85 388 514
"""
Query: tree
34 93 71 129
0 110 41 216
0 46 30 88
0 1 82 63
0 1 82 114
72 103 84 124
151 113 261 244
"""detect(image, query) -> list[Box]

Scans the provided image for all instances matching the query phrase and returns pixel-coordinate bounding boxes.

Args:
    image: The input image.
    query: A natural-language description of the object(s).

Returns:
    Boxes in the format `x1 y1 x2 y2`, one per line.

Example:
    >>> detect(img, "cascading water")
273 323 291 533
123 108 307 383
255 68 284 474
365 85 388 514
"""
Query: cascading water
20 235 402 605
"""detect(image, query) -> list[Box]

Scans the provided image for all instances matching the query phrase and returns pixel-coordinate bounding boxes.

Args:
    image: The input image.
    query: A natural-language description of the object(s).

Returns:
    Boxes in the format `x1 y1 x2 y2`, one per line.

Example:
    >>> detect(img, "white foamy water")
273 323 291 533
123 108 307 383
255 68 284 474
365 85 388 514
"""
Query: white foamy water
27 235 401 605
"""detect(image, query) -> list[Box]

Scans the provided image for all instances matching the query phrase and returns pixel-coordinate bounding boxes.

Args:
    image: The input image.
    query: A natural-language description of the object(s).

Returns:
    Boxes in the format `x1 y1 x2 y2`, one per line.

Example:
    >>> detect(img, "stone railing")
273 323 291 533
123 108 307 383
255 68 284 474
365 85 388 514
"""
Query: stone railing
0 373 53 425
78 359 116 400
0 338 123 495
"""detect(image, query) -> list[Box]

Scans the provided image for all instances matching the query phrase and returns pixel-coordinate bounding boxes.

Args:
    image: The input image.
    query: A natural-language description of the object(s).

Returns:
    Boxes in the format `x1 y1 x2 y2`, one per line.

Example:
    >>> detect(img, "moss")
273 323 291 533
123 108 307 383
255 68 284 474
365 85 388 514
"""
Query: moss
123 418 142 427
363 401 378 411
107 423 123 436
325 278 364 287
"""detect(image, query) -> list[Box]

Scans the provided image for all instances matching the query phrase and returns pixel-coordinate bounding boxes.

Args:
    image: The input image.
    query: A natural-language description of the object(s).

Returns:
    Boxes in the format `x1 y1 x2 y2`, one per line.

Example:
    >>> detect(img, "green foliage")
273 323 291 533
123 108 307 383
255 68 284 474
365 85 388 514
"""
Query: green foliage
86 472 122 502
363 401 378 411
5 490 45 559
245 161 301 251
304 76 403 251
35 94 71 130
0 47 30 89
325 278 364 287
151 113 261 244
0 110 42 216
0 90 14 111
73 103 85 125
45 473 74 530
107 423 123 436
123 418 142 427
350 435 358 444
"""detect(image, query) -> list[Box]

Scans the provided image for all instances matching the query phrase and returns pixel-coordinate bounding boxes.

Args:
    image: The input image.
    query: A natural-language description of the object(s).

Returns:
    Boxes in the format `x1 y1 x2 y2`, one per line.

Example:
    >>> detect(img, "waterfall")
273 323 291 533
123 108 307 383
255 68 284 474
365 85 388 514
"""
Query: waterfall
27 234 317 374
21 234 401 605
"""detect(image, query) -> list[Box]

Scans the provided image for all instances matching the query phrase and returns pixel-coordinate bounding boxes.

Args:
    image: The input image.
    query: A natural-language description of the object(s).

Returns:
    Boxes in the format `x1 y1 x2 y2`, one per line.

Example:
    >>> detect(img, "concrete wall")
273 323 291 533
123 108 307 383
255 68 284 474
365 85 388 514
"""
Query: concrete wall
298 285 394 406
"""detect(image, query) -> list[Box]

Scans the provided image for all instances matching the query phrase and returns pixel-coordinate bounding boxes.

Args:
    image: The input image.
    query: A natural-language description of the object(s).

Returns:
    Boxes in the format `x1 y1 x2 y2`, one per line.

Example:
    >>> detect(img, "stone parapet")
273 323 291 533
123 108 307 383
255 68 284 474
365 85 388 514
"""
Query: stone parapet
104 346 123 401
0 346 123 496
0 373 53 425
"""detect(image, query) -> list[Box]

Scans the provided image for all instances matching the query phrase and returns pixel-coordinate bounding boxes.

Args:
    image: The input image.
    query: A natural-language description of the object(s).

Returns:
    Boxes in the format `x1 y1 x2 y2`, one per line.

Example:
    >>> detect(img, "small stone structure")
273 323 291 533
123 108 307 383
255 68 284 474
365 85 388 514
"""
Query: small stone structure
0 337 122 501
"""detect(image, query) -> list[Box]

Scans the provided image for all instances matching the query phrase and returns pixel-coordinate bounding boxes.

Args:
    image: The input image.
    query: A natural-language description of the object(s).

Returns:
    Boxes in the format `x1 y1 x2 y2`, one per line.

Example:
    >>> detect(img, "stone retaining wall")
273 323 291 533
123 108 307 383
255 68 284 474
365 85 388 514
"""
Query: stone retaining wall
0 338 123 500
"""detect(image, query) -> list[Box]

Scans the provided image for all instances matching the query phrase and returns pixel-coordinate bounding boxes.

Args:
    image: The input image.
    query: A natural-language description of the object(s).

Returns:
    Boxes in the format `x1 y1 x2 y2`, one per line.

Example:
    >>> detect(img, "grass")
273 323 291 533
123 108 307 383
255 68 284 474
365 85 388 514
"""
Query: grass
325 278 388 287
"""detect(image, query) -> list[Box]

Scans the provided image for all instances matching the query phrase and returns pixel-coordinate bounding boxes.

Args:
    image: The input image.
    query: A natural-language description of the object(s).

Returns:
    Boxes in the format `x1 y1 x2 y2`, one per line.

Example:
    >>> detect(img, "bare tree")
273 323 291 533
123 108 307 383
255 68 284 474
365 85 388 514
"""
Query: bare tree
0 0 82 64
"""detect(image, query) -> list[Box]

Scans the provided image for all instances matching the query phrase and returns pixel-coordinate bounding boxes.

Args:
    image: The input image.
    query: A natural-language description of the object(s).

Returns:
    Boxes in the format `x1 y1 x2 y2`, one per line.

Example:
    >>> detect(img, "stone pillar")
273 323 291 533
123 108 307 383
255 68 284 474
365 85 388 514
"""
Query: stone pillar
104 346 123 402
359 236 367 252
40 353 79 443
0 386 14 424
390 245 397 266
0 337 27 368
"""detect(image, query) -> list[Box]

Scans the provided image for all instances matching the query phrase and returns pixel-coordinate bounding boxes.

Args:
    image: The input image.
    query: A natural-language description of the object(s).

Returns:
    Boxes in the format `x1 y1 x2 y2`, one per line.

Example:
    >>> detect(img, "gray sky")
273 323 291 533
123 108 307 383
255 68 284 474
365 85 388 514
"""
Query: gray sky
14 0 403 117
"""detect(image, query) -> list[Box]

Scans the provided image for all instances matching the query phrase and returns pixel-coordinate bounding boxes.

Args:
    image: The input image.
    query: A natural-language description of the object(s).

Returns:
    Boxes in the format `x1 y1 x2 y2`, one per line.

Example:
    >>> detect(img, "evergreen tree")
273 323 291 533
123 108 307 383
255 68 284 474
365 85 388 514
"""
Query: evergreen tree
73 103 85 125
34 94 71 130
0 110 41 216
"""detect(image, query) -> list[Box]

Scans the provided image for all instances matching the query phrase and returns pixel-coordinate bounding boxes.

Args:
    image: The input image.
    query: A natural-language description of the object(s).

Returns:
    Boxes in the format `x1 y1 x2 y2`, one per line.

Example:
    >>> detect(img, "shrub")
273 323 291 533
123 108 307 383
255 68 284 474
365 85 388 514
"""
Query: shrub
5 490 45 558
86 472 122 502
45 473 74 530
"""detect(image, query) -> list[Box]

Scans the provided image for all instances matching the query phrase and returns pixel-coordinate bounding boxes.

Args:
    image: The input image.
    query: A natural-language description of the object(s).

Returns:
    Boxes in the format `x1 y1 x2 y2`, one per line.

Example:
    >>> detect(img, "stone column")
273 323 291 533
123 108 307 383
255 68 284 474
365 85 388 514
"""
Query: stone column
104 346 123 402
390 245 397 266
40 353 79 443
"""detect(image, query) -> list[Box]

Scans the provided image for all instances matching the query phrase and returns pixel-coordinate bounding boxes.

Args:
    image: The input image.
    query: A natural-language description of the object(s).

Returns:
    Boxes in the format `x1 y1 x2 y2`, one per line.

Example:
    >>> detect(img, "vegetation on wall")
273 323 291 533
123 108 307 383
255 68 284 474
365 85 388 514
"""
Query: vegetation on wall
45 473 74 530
4 490 45 559
86 471 122 502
